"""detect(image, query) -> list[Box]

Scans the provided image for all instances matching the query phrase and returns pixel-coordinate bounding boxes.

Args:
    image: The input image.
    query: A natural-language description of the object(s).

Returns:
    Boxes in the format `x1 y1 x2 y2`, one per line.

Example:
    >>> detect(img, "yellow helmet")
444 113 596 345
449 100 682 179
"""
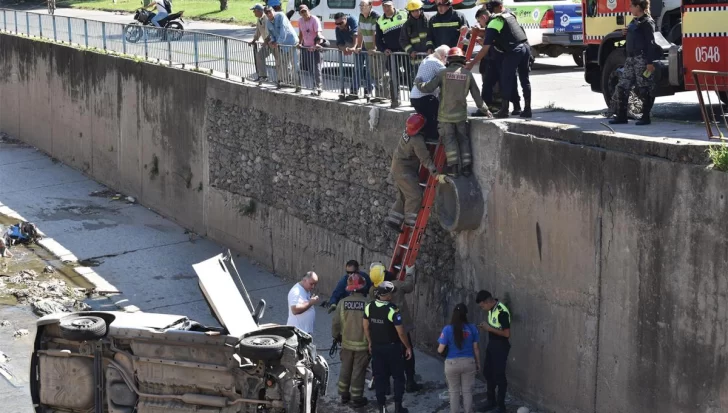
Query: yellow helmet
370 262 386 287
406 0 423 11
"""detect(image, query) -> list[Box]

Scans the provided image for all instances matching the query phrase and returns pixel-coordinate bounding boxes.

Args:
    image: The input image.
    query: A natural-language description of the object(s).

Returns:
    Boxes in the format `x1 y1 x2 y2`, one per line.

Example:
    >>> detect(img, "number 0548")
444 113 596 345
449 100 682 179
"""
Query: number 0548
695 46 721 63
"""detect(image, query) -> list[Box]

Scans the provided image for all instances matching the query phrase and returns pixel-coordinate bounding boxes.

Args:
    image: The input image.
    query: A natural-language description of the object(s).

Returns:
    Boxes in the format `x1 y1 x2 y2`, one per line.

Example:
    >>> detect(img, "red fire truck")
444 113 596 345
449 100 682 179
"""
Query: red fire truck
581 0 728 117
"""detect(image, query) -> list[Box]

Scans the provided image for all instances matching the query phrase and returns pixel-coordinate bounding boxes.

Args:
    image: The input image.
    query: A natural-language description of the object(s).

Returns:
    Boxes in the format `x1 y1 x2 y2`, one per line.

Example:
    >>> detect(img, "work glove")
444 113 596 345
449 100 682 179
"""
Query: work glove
405 265 415 277
437 174 448 184
329 335 341 358
327 303 337 314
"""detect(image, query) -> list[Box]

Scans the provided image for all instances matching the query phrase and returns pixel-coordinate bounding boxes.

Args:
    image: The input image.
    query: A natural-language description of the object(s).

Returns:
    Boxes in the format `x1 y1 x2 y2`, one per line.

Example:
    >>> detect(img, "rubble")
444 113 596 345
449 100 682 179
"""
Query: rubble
13 329 29 338
0 320 10 327
42 266 55 274
1 268 86 317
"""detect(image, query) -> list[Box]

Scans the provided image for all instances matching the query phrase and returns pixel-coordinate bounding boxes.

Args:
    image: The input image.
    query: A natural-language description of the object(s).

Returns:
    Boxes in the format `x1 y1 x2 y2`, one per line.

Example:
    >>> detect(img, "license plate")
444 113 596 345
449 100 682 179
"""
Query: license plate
571 34 583 41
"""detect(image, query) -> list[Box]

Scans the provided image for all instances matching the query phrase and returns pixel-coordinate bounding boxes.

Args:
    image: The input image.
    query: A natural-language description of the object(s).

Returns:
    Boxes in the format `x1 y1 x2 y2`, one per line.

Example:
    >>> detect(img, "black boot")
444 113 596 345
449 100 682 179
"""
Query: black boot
520 97 532 118
636 96 654 125
494 100 510 118
446 164 459 178
461 164 472 177
405 378 422 393
351 397 368 408
511 101 521 116
394 402 409 413
609 89 629 124
385 221 403 233
341 392 351 404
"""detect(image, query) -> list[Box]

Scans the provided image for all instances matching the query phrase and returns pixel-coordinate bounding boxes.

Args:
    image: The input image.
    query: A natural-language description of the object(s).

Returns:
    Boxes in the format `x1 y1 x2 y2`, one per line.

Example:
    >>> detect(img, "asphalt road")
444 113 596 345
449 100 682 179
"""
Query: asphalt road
6 7 708 124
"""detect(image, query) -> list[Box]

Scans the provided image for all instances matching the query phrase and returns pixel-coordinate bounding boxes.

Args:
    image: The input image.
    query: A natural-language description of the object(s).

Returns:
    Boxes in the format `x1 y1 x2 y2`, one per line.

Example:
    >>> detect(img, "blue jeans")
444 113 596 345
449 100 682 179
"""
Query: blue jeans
352 51 373 95
151 11 168 27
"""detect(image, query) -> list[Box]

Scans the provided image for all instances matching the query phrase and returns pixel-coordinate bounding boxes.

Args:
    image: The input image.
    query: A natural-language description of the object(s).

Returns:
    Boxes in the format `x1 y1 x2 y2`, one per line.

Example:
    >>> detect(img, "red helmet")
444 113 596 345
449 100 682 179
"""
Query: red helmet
345 273 366 292
448 47 465 58
406 113 427 136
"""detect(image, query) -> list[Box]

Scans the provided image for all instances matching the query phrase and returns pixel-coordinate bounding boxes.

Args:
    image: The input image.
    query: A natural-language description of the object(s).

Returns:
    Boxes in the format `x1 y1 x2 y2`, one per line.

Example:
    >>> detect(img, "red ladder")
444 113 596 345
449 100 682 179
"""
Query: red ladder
388 142 446 280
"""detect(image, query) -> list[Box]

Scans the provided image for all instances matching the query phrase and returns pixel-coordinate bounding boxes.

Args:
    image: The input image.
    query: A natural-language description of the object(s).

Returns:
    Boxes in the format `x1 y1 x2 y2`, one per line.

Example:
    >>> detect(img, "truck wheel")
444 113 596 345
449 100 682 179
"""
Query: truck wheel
573 52 584 68
59 315 107 341
239 335 286 360
719 92 728 105
667 22 682 46
601 48 644 120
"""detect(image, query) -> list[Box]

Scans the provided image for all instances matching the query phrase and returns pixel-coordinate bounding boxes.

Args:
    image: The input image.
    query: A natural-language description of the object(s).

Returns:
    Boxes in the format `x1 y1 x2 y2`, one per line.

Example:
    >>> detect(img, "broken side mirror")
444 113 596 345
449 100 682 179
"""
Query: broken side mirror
253 299 266 324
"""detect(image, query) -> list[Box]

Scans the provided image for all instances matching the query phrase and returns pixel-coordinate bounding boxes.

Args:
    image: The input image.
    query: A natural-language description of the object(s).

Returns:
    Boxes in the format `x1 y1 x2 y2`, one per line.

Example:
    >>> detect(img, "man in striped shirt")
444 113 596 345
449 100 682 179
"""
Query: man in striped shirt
357 0 381 99
409 45 449 142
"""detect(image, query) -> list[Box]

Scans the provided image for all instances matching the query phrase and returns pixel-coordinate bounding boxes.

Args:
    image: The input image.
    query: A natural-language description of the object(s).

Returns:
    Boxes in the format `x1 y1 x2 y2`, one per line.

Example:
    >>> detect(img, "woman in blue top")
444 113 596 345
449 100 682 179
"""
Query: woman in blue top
437 303 480 413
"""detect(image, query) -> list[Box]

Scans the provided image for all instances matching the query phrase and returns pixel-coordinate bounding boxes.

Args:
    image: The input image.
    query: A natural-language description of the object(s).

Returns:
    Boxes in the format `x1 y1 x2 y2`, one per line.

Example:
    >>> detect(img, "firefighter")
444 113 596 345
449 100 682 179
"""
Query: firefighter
415 47 491 178
467 0 532 119
608 0 657 125
369 262 422 392
364 280 413 413
385 113 438 231
400 0 429 60
332 274 370 408
476 290 511 413
426 0 468 51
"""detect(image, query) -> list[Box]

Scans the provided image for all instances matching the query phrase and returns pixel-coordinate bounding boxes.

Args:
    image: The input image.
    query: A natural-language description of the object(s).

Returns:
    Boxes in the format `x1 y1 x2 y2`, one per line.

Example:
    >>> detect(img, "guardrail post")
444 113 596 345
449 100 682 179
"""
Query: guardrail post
193 32 199 69
338 50 345 96
389 53 400 108
122 25 127 54
25 12 29 36
143 27 148 60
52 15 57 41
101 21 106 50
67 17 72 44
223 38 229 79
38 14 42 37
14 10 18 33
2 10 6 31
83 19 88 47
167 34 172 66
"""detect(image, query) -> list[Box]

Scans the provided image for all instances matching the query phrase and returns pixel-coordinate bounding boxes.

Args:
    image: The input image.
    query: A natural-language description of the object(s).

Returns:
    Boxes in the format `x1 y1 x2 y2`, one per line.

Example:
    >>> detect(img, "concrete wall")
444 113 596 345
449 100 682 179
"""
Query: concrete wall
2 33 728 413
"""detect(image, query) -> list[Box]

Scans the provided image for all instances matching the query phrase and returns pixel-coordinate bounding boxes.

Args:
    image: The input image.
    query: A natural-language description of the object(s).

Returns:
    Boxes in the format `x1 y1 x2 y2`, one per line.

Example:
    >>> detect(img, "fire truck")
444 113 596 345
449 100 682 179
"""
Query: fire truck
581 0 728 117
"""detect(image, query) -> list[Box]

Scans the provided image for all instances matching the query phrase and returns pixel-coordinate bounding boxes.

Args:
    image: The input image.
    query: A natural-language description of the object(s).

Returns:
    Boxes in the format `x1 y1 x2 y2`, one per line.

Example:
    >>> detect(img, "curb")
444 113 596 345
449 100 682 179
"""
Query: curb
0 202 140 313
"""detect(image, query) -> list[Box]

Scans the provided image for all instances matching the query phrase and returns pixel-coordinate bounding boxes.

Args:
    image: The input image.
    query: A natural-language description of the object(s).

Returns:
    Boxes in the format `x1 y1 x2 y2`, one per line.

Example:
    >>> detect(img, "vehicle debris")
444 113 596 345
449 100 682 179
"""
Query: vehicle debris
13 329 29 338
42 265 55 274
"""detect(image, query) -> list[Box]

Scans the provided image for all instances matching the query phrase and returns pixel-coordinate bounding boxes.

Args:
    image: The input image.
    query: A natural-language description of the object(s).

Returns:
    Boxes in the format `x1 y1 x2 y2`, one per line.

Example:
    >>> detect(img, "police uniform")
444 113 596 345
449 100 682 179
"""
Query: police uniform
375 8 408 102
608 14 658 125
415 57 487 176
365 298 408 411
484 11 532 118
484 300 511 412
332 291 370 405
385 129 437 228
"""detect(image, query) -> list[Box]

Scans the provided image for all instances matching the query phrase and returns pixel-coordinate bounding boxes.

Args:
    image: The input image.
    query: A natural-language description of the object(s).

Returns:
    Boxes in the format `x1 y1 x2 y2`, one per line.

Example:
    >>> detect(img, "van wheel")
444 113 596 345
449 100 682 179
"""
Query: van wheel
59 315 107 341
573 52 584 68
239 335 286 360
601 48 643 120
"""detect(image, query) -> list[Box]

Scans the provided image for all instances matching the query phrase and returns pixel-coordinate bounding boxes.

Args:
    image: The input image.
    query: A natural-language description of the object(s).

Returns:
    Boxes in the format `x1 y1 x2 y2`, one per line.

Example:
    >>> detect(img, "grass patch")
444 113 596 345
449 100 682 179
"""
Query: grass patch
57 0 287 25
707 144 728 172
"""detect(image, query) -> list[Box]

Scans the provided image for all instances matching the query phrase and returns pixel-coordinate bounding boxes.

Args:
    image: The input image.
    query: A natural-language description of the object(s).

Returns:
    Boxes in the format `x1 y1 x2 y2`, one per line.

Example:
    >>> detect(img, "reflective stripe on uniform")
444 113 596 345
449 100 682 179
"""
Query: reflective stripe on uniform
432 21 459 28
488 302 511 329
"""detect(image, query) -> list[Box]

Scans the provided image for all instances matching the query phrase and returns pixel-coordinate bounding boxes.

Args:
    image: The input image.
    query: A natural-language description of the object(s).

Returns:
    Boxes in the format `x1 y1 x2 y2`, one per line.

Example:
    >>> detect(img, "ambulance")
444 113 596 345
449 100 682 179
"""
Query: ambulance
582 0 728 113
286 0 587 60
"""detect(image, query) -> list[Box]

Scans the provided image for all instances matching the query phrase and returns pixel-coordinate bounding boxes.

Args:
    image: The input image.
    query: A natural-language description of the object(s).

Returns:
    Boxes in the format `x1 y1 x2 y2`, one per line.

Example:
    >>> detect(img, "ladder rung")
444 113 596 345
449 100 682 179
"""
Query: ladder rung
419 182 427 187
394 264 401 270
399 244 409 250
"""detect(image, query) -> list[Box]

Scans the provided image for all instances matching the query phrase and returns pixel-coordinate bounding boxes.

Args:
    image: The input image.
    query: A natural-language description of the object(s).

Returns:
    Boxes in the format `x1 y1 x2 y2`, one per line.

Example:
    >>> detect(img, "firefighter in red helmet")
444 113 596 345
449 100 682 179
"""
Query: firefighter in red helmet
415 47 491 177
385 113 439 231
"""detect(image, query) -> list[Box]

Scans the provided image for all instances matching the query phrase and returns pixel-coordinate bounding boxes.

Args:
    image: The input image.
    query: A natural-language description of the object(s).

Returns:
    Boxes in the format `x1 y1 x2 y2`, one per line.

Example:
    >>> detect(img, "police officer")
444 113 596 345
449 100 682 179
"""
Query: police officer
364 281 413 413
415 47 491 178
332 274 370 408
476 290 511 413
375 0 408 104
385 113 438 231
608 0 657 125
467 0 532 119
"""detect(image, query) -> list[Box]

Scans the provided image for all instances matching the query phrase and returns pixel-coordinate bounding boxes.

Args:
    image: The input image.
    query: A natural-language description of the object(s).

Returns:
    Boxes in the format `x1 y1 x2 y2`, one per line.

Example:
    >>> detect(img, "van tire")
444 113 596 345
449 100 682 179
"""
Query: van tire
240 335 286 360
59 315 107 341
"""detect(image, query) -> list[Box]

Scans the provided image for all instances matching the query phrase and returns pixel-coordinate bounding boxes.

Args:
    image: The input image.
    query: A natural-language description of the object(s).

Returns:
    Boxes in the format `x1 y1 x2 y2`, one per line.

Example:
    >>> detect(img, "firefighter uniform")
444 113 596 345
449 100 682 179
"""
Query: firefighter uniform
426 4 468 50
364 288 410 413
484 300 511 412
609 14 658 125
484 10 532 118
332 289 370 406
400 1 429 55
386 114 437 229
415 49 489 176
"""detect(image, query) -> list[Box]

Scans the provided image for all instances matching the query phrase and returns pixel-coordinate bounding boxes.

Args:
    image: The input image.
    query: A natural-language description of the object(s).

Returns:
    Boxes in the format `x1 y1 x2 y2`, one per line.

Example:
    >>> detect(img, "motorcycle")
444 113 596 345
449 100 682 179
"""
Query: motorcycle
124 8 185 43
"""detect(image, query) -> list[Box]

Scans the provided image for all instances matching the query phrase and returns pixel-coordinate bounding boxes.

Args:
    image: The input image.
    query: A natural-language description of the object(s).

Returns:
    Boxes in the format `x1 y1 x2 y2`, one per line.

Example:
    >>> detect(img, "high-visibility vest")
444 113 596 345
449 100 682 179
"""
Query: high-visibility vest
488 302 511 329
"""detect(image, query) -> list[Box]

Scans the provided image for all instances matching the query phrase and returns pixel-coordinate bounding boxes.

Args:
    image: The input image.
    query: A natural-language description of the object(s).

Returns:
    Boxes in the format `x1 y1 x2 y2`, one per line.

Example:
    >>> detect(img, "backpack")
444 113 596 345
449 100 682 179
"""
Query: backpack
163 0 172 13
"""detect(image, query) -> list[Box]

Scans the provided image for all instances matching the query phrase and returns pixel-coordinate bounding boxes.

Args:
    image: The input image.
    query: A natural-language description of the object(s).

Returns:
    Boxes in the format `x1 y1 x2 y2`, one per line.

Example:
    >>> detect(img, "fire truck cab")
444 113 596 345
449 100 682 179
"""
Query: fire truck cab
582 0 728 113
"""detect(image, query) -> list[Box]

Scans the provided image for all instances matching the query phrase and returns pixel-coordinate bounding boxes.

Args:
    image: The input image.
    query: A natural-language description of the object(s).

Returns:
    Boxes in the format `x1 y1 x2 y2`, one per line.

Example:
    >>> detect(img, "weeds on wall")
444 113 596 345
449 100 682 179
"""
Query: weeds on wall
707 144 728 172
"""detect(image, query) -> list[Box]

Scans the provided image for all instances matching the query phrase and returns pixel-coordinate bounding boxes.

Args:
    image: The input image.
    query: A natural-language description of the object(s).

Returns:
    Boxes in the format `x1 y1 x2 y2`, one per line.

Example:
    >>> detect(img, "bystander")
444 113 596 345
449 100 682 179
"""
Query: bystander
287 271 320 334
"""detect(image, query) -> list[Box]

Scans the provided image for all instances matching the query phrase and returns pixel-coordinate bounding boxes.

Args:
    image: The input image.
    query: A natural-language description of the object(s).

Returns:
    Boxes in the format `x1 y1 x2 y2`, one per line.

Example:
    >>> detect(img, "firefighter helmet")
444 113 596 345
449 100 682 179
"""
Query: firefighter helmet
406 0 423 10
405 113 427 136
345 273 367 292
370 262 386 287
447 47 466 63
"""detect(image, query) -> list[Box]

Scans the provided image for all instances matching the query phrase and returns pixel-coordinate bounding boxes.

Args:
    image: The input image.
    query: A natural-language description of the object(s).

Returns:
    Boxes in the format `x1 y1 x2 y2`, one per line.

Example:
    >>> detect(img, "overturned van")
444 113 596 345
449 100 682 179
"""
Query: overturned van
28 251 328 413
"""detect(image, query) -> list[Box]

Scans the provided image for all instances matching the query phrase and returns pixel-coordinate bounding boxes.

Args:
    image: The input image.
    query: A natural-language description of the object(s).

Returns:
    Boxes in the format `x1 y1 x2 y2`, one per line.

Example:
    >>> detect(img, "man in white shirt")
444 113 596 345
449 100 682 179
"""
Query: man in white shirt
287 271 320 334
146 0 170 28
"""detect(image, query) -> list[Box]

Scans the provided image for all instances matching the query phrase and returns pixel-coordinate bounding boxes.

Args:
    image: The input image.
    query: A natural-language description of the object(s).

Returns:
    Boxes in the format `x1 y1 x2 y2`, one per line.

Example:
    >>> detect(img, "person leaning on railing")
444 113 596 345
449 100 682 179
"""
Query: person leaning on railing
375 0 408 104
335 12 363 99
249 3 271 82
297 4 324 95
264 6 300 88
356 0 381 98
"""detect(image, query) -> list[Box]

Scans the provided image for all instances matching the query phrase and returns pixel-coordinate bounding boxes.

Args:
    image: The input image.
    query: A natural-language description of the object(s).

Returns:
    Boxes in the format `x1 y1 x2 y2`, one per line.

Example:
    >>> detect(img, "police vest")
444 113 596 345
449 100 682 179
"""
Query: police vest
365 300 400 345
491 13 527 53
488 302 511 329
377 10 407 34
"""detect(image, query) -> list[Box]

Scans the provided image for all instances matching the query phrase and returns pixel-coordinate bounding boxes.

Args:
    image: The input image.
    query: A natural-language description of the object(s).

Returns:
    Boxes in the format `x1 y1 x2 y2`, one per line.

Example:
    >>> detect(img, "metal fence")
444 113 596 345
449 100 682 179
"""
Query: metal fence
0 8 422 107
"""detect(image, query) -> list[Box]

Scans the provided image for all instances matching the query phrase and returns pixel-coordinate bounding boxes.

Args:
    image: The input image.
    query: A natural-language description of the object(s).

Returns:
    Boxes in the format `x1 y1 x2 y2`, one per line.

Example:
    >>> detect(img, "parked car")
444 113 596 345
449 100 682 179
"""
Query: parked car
28 250 329 413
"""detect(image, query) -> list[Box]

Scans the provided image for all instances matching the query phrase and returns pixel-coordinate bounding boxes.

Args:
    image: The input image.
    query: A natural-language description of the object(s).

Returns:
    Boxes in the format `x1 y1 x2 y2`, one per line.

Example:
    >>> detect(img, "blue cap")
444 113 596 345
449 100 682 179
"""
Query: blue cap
250 3 264 10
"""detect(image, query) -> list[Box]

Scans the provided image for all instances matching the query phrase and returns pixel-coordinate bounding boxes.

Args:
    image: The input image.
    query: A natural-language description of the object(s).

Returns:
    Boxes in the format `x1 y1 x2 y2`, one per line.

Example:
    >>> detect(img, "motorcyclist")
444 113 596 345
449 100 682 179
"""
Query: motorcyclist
145 0 172 28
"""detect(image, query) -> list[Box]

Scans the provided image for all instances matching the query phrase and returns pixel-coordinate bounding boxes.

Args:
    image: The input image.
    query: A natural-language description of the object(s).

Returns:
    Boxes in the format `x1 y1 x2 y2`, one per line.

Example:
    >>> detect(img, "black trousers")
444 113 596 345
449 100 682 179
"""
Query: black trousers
411 95 440 142
484 339 510 409
501 43 532 106
372 343 406 405
402 332 416 382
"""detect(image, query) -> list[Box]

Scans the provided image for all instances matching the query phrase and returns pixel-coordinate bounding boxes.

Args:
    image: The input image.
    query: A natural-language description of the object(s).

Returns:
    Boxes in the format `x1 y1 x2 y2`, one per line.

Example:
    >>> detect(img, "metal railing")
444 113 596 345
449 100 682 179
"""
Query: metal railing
0 8 423 107
693 70 728 140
